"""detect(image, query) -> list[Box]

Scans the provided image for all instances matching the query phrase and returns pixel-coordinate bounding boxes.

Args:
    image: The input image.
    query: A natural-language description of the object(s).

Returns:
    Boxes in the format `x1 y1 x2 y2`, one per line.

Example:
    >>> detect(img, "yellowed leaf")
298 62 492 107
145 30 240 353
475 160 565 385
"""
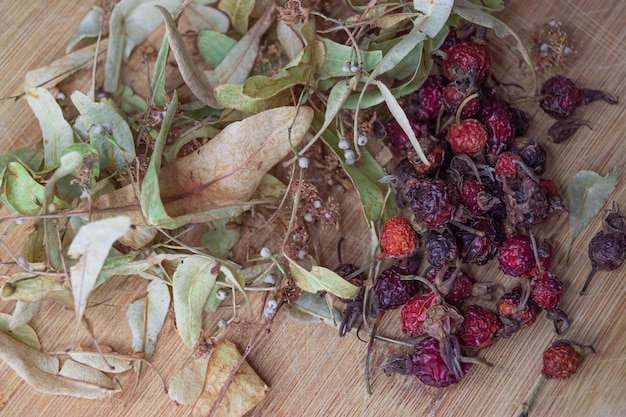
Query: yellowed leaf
192 339 268 417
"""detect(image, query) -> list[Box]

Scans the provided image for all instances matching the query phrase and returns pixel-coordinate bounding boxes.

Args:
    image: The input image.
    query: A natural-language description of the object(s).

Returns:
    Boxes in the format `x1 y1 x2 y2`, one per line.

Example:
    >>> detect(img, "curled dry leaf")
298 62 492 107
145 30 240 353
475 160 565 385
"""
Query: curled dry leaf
0 331 121 399
192 339 268 417
168 355 211 405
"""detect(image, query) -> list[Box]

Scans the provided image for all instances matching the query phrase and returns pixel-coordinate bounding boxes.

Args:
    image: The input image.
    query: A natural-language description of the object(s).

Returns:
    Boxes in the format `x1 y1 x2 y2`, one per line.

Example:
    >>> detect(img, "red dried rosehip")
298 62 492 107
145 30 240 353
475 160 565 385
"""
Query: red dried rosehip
496 287 540 332
442 83 480 118
384 117 422 156
460 178 489 216
426 267 474 305
444 41 492 86
495 151 523 179
446 118 488 155
480 102 515 155
379 216 419 259
459 305 501 349
403 175 459 228
542 344 581 380
406 135 447 175
530 272 563 311
401 291 439 337
497 234 536 277
408 75 444 122
408 336 471 387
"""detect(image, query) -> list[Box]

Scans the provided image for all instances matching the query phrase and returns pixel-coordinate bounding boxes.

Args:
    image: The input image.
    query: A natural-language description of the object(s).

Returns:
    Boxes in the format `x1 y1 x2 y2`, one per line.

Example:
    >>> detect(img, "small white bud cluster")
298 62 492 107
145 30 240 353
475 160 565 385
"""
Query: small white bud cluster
344 149 356 165
341 62 361 74
216 289 228 301
263 299 279 318
260 247 272 258
298 157 309 169
263 274 276 285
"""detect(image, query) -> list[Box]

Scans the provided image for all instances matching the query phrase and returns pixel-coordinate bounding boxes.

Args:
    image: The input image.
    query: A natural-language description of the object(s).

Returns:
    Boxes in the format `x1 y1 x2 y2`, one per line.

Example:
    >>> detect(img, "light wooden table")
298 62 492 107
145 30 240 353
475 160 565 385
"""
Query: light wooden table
1 1 625 416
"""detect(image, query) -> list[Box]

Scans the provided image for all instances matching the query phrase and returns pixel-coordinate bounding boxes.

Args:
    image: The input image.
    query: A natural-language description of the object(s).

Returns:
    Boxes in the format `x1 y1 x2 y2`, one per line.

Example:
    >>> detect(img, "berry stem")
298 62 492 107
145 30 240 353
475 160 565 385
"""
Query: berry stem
512 279 531 314
455 92 479 125
579 267 597 295
529 232 545 276
518 374 546 417
450 220 486 237
365 312 383 395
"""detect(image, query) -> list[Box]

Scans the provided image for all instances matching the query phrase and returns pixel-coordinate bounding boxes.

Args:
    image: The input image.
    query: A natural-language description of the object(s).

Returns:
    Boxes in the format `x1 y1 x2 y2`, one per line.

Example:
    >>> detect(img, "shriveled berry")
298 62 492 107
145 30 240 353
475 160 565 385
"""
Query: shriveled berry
374 265 418 311
442 83 480 118
408 75 444 122
509 137 547 174
459 305 501 348
530 272 563 311
423 230 458 268
403 175 459 228
426 267 474 304
497 234 536 277
444 41 492 87
508 106 530 137
522 239 553 279
384 117 422 156
480 102 515 155
460 178 489 216
457 216 504 265
406 135 447 175
495 151 523 179
541 344 581 380
446 118 488 155
539 75 583 119
401 291 439 337
379 216 419 259
408 336 470 387
496 287 540 331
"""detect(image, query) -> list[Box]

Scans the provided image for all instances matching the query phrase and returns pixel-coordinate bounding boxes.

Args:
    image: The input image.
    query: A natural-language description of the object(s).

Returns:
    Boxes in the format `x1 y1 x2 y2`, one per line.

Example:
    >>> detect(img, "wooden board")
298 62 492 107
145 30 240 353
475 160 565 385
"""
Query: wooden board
0 1 625 416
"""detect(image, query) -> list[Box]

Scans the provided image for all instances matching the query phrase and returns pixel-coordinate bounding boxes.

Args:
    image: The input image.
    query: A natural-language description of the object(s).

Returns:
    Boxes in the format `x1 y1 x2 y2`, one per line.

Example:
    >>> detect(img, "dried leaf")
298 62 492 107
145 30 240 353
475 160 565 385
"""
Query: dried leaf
66 7 104 52
412 0 454 38
25 87 75 169
286 255 359 299
151 33 170 107
276 20 304 60
2 162 69 215
566 167 620 258
0 313 41 350
67 350 133 374
186 3 230 33
127 279 170 358
202 218 241 258
214 83 291 113
217 0 255 34
9 301 41 330
172 257 219 348
59 359 122 390
68 216 132 328
283 291 342 326
316 38 382 79
168 355 210 405
0 331 121 399
197 31 237 67
192 339 268 417
1 273 73 306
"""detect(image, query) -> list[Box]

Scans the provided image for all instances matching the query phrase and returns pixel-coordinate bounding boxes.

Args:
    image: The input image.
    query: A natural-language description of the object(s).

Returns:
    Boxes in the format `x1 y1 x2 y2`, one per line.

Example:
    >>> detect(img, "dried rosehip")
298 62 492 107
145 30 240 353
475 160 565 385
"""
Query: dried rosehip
522 238 553 279
508 106 530 137
531 272 570 334
501 172 550 228
480 101 515 155
442 83 480 118
408 75 444 122
495 151 523 179
496 287 540 336
379 216 419 259
459 305 501 349
426 266 474 305
444 41 492 87
384 117 422 156
539 75 583 119
582 206 626 295
401 291 439 337
548 118 591 143
423 230 458 268
497 234 536 277
402 175 459 228
408 336 471 387
406 135 447 175
460 178 494 216
456 216 504 265
374 265 418 311
509 137 547 174
446 118 488 155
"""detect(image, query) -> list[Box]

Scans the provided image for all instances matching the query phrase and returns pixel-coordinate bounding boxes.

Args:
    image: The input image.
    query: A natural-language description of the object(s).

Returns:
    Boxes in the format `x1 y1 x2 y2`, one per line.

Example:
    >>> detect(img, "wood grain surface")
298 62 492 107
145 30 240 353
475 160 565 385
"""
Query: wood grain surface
0 1 625 416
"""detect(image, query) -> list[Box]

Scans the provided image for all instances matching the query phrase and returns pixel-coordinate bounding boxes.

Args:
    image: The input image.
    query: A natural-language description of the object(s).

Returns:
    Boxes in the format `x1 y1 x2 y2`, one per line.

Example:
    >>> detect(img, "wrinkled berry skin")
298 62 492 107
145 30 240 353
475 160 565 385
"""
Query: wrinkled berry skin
497 234 536 277
542 344 581 379
447 118 488 155
444 42 492 86
374 266 418 311
460 178 488 216
481 102 515 155
459 305 501 348
495 151 523 179
457 217 504 265
531 272 563 311
408 75 444 122
508 106 530 137
497 287 540 330
509 137 547 174
407 135 448 175
384 117 422 156
401 291 439 337
403 175 459 228
424 230 458 268
539 75 583 119
408 337 471 387
379 216 419 259
442 83 480 118
426 267 474 304
588 229 626 273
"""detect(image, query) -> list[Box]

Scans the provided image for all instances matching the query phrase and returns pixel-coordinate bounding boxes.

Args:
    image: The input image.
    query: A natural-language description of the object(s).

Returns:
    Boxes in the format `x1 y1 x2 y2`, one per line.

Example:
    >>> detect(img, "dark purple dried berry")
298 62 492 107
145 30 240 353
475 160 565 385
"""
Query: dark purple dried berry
456 216 504 265
508 106 530 137
481 101 515 155
548 118 592 143
374 265 418 311
402 175 459 228
424 229 458 268
509 137 547 174
539 75 583 119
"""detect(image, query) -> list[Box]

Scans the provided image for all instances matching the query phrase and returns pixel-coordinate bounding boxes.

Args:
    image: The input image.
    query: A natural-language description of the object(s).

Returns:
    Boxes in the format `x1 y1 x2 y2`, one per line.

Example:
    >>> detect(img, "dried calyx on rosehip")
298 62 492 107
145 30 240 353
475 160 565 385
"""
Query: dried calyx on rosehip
425 265 501 305
530 272 570 335
519 340 595 417
581 204 626 295
496 287 540 338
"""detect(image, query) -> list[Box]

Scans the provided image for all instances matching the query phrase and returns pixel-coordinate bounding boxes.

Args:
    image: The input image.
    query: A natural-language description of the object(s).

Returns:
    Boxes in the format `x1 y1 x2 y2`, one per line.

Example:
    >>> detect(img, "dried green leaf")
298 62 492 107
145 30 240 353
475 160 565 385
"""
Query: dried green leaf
217 0 255 34
197 31 237 67
23 221 46 264
0 331 121 399
412 0 454 37
68 216 132 328
214 83 291 113
68 350 133 374
2 162 69 215
191 339 268 417
164 125 220 163
283 291 342 325
287 255 359 299
219 264 250 312
371 12 420 30
1 273 73 306
127 279 170 358
0 312 41 350
151 33 170 107
168 355 210 405
59 359 122 390
9 301 40 331
25 87 74 169
173 257 219 348
276 20 304 60
566 167 620 257
25 40 108 90
316 37 382 79
71 91 136 171
66 7 104 52
201 218 241 258
186 2 230 32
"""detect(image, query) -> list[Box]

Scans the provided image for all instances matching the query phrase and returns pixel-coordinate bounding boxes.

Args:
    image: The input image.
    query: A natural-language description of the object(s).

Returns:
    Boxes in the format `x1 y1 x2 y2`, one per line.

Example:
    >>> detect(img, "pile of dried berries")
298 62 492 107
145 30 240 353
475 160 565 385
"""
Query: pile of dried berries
336 26 618 393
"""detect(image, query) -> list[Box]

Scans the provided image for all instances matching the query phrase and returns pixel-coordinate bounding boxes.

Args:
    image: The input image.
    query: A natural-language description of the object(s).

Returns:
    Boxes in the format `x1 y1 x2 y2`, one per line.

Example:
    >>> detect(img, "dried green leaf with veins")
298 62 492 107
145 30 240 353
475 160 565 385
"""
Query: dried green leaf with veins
286 255 360 299
66 7 104 53
127 279 170 359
